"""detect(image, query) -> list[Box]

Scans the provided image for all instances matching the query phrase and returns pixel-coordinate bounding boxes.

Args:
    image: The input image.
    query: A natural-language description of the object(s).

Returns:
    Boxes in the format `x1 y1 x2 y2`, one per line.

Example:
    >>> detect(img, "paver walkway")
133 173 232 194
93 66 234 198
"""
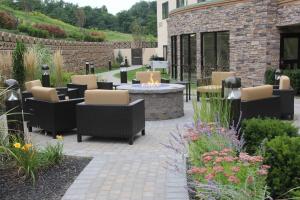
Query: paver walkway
30 101 194 200
98 65 144 84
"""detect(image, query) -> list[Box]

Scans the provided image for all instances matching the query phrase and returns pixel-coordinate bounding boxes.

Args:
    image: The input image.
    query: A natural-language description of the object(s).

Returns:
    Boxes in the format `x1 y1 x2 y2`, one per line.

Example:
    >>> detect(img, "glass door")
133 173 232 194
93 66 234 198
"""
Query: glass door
171 36 178 79
180 33 197 83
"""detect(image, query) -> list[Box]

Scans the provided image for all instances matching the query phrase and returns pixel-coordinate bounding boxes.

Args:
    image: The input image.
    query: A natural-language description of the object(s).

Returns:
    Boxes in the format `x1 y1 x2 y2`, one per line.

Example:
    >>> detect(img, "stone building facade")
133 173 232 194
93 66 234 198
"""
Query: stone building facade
162 0 300 85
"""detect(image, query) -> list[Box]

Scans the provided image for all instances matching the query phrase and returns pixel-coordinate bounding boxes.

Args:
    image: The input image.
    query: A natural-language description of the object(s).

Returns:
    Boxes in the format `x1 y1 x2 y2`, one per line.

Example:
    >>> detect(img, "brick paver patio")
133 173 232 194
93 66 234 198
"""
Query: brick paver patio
28 97 300 200
29 101 194 200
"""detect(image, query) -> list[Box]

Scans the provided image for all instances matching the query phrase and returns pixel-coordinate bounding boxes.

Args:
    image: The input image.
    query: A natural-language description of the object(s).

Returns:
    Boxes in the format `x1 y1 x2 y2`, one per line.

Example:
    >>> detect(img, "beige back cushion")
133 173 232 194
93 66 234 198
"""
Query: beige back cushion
71 75 97 90
31 86 59 103
25 80 42 92
212 72 236 85
241 85 273 101
136 71 161 84
279 75 290 90
85 90 129 105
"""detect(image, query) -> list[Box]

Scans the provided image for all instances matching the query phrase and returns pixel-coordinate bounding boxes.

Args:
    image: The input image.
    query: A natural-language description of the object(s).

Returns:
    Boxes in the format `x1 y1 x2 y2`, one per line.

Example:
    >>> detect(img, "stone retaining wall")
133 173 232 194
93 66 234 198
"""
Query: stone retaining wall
0 31 157 72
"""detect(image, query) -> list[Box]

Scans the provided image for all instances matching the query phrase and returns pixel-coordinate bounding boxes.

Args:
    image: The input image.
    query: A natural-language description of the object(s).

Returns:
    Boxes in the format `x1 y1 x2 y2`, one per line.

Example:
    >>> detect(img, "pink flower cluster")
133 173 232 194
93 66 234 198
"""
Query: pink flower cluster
239 153 264 163
184 129 200 141
189 148 270 185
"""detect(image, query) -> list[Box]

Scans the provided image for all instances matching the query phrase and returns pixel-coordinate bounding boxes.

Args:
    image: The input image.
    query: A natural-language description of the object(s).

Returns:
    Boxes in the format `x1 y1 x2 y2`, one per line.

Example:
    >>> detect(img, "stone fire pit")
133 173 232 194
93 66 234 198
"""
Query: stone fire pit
117 84 185 121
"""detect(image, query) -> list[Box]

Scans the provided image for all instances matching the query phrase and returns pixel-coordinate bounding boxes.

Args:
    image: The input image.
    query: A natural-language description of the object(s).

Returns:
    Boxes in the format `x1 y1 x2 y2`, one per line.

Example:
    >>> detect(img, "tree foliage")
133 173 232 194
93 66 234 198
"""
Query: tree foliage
2 0 157 36
12 42 26 87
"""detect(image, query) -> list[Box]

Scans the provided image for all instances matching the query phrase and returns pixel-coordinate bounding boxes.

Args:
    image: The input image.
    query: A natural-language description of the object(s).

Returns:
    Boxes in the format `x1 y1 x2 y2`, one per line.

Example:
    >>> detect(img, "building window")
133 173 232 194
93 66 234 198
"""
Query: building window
163 45 168 61
180 33 197 82
177 0 187 8
162 2 169 19
280 33 300 70
201 31 229 76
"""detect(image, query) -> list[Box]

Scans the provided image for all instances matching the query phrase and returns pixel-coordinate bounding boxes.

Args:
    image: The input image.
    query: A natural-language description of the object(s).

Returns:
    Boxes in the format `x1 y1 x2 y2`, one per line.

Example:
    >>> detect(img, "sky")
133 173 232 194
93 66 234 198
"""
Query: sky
64 0 143 15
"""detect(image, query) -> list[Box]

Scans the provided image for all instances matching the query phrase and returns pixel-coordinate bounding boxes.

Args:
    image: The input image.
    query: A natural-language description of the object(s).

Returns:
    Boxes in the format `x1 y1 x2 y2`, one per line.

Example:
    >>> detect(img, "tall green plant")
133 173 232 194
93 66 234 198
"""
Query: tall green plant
12 42 26 87
193 93 231 127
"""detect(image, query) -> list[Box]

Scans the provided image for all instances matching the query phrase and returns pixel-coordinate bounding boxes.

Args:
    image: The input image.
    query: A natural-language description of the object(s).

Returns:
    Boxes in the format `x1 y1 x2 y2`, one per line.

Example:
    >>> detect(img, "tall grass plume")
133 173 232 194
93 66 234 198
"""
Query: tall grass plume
53 50 64 87
24 48 38 81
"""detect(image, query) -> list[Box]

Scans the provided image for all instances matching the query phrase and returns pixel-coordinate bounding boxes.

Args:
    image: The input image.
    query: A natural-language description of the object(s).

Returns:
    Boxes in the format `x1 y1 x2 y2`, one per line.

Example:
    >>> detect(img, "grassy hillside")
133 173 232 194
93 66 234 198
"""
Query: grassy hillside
0 5 138 42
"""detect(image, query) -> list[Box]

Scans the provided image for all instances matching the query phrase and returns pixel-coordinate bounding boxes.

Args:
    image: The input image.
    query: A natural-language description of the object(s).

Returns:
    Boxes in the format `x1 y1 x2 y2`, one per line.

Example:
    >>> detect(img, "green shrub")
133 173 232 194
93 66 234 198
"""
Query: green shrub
265 136 300 198
33 24 66 38
264 68 300 94
83 32 105 42
12 41 26 87
283 69 300 94
241 118 298 154
0 11 18 30
264 68 275 85
18 24 49 38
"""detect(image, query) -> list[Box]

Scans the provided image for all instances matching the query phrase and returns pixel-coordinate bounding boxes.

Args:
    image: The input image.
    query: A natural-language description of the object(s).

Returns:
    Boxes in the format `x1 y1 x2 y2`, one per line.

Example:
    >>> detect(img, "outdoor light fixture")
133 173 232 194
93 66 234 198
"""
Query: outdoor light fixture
85 61 90 75
4 79 24 139
41 64 50 87
275 69 282 85
120 62 127 84
90 62 95 74
224 76 242 100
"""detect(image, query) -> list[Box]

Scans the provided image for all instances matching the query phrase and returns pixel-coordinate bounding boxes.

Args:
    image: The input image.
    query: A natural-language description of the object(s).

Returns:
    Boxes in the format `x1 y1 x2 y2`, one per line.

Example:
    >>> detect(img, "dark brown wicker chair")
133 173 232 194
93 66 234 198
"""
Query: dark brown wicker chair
273 75 294 120
76 90 145 145
26 87 84 138
240 85 280 120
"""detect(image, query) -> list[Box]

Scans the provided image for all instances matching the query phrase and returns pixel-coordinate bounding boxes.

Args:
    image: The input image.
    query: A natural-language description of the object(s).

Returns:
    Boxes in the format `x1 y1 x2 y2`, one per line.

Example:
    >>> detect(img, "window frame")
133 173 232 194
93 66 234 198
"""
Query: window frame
162 2 169 20
201 31 230 73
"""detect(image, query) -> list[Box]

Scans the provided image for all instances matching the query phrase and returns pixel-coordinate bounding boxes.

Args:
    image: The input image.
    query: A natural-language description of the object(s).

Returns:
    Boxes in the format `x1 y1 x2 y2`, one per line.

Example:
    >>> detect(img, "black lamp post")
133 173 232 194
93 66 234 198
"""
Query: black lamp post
4 79 24 140
90 62 95 74
108 60 112 71
125 56 128 67
41 64 50 87
85 61 90 75
120 62 127 84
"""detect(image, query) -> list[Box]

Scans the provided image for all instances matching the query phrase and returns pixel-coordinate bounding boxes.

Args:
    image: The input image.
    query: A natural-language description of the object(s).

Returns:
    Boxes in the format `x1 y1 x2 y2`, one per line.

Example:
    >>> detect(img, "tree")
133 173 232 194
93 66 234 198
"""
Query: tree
75 8 86 28
116 50 124 64
13 42 26 87
130 19 146 44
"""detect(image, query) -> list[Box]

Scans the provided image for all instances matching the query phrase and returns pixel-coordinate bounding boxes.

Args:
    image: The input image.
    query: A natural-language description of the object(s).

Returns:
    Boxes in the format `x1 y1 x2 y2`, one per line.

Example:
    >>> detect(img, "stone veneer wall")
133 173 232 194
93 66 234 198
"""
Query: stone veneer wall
167 0 300 86
0 31 157 72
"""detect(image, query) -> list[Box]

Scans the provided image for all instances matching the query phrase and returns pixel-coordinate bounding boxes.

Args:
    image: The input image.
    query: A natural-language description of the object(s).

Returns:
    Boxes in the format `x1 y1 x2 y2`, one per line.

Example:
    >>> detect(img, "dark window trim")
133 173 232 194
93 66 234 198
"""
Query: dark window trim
180 33 197 81
201 31 230 73
171 35 178 79
162 2 169 19
280 33 300 70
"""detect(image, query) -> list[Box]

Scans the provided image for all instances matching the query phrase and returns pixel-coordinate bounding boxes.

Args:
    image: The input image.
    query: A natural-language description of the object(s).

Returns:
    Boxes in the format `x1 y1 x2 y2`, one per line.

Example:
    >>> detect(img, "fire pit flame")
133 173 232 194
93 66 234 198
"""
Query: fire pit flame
141 73 160 87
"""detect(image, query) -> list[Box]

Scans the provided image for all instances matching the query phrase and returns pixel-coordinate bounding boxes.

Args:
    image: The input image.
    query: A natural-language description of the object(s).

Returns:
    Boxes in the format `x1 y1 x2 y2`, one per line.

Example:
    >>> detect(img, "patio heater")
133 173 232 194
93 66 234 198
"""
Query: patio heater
90 62 95 74
41 64 50 87
85 61 90 75
274 69 282 86
120 62 127 84
4 79 24 140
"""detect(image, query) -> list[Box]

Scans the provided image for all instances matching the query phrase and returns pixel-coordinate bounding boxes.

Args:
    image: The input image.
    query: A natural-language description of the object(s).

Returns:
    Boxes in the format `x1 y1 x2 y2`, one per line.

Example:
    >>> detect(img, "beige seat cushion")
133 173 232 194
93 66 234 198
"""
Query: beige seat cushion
197 85 222 93
211 71 236 85
241 85 273 101
85 90 129 105
71 75 97 90
136 71 161 84
25 80 42 92
31 86 59 103
279 75 290 90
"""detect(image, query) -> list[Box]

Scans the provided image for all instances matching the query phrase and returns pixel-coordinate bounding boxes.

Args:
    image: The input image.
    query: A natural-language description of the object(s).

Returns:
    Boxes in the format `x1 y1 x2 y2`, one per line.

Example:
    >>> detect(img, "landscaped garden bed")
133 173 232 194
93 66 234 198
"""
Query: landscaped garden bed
167 95 300 199
0 155 91 200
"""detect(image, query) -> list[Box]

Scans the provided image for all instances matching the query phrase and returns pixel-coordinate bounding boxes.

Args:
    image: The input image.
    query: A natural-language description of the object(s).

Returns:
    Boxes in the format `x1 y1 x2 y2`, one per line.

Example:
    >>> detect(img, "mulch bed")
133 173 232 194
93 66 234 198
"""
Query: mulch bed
0 156 91 200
